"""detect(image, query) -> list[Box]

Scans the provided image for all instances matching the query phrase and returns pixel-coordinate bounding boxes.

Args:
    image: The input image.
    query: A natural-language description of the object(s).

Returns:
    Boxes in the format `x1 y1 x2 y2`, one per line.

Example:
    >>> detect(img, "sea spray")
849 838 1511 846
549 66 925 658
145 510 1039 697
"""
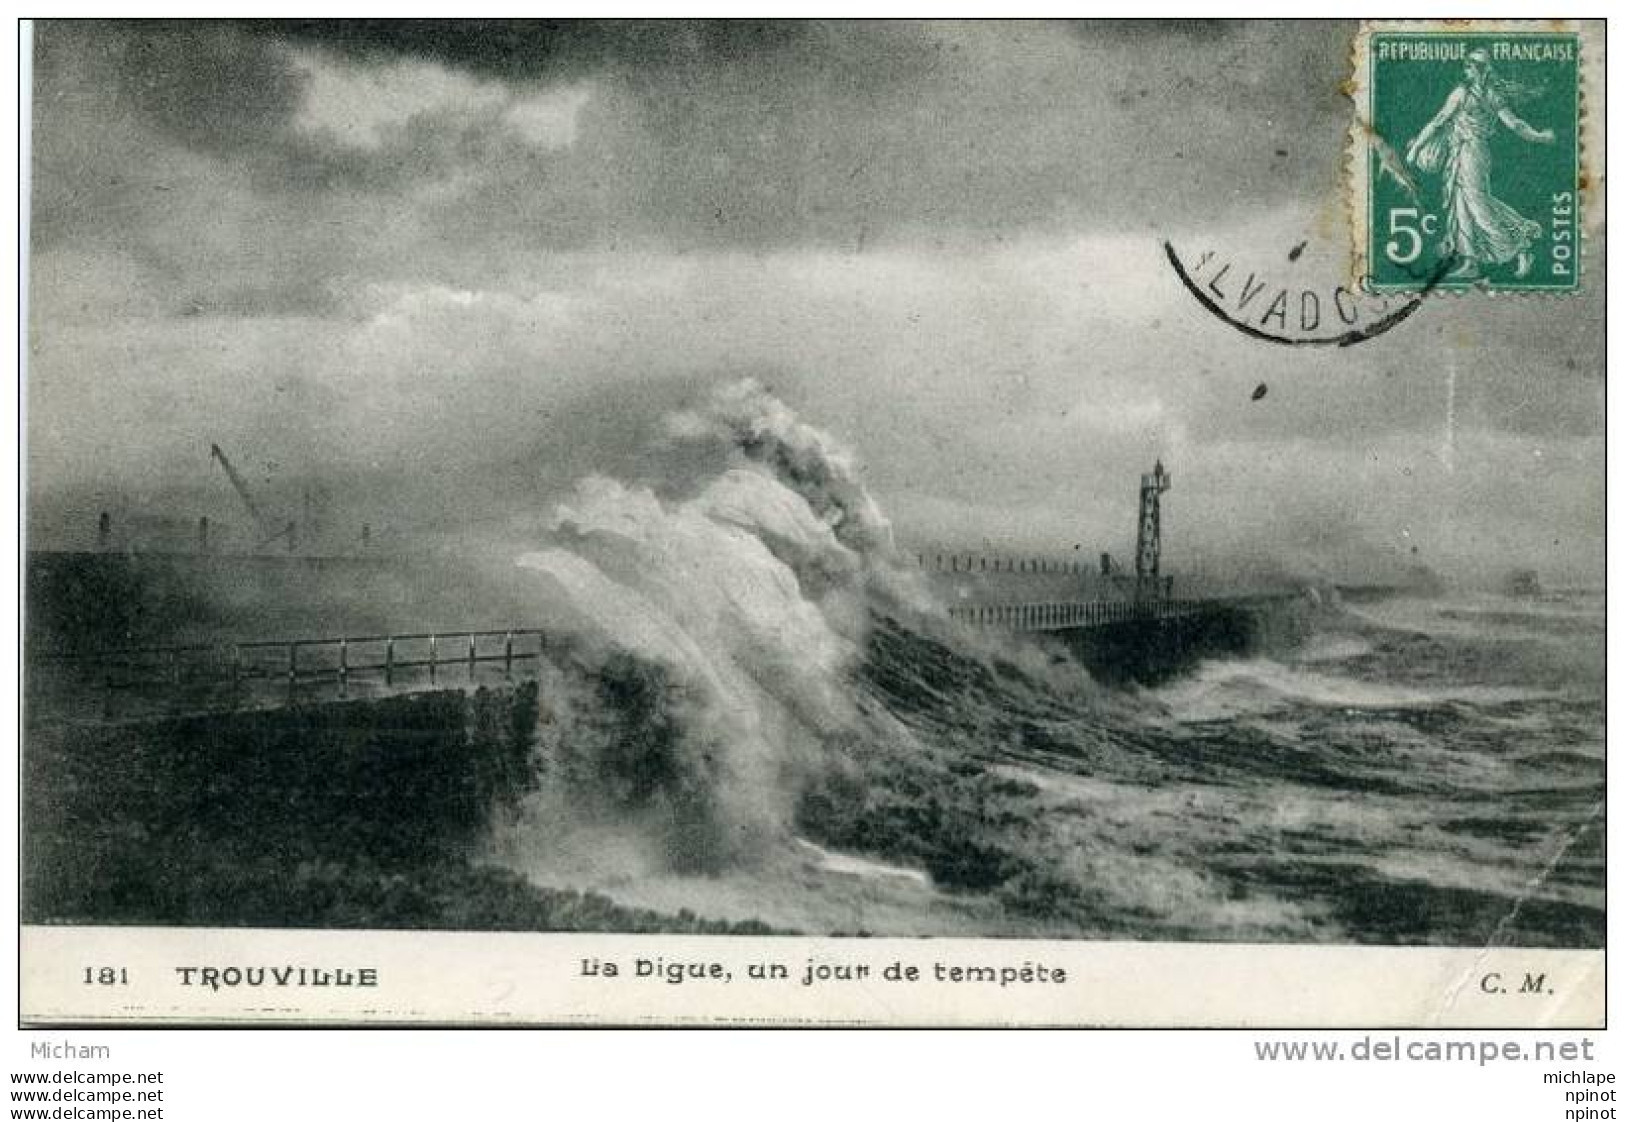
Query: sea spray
663 378 895 558
503 380 911 876
485 382 1599 946
490 380 1125 932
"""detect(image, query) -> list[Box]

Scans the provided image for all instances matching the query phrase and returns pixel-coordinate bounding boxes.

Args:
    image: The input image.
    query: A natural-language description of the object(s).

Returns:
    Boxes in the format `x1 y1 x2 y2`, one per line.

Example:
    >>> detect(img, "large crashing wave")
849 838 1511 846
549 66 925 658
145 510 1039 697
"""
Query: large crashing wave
507 379 927 873
484 381 1600 947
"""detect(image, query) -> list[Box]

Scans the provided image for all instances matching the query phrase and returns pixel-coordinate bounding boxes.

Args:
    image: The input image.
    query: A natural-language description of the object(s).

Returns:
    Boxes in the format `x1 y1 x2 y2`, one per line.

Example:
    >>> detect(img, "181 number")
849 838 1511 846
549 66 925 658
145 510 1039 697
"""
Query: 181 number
83 967 128 986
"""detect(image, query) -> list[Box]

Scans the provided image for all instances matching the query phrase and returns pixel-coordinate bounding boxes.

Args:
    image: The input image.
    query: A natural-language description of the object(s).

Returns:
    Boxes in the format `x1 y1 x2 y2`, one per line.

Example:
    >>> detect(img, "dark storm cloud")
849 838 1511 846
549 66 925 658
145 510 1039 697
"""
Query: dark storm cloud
108 22 305 153
1067 19 1234 40
432 18 1355 250
36 19 1359 254
34 21 476 212
242 18 1242 87
25 19 1604 583
237 18 846 82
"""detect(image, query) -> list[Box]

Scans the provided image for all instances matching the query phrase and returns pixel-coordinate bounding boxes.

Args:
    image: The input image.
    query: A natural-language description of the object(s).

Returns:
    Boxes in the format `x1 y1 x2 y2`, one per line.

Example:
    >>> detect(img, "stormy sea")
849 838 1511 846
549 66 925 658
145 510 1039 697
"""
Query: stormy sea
483 382 1606 949
25 381 1601 948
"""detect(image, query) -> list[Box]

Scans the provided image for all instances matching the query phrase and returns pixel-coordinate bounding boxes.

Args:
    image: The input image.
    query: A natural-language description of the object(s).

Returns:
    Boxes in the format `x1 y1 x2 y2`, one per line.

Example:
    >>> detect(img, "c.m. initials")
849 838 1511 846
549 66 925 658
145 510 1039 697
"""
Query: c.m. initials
1479 971 1550 995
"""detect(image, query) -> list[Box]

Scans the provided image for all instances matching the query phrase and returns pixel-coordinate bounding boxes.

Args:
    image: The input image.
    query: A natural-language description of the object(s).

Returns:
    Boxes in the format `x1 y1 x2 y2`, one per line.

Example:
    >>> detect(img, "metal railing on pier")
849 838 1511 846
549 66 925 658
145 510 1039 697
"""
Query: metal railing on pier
918 552 1089 576
27 629 552 725
946 598 1208 633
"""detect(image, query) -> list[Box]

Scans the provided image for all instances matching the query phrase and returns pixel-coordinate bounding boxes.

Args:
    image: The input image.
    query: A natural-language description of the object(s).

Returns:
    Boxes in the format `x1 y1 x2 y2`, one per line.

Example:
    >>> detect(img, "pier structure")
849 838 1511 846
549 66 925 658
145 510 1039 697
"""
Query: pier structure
920 460 1180 606
27 628 553 725
932 460 1307 680
29 461 1311 710
1134 459 1172 601
947 598 1209 631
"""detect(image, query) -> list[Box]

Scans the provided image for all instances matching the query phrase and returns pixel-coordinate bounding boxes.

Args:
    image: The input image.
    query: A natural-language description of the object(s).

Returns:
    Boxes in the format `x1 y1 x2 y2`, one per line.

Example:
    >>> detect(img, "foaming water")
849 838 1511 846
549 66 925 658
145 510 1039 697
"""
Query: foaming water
1346 593 1606 648
487 381 1603 948
794 840 933 888
1150 657 1561 724
1295 634 1377 663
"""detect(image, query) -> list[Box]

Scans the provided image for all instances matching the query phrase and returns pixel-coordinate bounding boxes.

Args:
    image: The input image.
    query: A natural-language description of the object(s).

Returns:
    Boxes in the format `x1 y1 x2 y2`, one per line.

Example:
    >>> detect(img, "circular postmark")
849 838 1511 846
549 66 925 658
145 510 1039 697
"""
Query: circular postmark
1163 240 1448 347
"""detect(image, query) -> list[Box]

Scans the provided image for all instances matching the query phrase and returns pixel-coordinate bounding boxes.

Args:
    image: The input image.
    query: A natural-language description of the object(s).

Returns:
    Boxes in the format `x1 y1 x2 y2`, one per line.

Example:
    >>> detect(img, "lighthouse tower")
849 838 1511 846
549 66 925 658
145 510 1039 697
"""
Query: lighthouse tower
1134 460 1171 599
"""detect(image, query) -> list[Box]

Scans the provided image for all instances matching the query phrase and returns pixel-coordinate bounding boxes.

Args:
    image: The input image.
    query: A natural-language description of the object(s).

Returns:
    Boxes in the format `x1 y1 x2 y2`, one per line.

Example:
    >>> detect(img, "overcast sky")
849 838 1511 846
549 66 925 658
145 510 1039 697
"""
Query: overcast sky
26 20 1605 583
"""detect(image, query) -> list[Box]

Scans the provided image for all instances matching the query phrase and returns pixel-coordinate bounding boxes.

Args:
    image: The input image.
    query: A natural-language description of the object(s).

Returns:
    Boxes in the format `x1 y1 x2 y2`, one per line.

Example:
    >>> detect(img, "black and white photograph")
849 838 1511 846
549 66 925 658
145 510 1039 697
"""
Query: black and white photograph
19 18 1605 1027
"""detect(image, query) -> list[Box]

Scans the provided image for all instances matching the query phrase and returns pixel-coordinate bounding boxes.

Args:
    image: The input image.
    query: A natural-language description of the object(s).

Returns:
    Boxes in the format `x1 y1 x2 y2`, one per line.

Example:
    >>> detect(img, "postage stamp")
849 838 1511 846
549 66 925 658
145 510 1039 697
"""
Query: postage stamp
1348 23 1586 293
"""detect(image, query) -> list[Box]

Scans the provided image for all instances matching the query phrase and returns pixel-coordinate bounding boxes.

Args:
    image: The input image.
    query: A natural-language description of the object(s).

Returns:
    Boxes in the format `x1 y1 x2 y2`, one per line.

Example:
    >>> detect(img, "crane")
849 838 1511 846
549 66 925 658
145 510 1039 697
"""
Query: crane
210 443 297 551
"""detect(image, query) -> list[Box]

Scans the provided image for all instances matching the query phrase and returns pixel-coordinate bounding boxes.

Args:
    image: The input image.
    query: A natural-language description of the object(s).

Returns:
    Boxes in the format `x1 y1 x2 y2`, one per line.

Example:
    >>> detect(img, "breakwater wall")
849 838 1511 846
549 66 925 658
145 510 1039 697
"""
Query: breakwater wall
22 683 540 925
952 594 1314 684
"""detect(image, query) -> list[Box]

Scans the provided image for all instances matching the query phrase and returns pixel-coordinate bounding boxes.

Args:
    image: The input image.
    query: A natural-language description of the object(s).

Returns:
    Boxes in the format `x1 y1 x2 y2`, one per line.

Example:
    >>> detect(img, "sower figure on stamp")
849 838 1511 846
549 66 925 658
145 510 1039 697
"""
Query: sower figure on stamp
1405 48 1556 280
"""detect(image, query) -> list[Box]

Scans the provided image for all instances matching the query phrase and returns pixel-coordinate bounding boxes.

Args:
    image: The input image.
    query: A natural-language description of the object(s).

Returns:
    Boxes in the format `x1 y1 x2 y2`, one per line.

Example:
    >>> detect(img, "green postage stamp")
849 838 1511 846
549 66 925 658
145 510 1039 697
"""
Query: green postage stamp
1349 22 1587 293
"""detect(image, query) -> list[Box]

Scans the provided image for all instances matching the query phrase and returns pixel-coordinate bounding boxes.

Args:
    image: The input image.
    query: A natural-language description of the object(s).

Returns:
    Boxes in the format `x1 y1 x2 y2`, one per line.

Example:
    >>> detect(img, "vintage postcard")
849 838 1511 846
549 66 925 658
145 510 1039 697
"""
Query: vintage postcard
20 19 1605 1027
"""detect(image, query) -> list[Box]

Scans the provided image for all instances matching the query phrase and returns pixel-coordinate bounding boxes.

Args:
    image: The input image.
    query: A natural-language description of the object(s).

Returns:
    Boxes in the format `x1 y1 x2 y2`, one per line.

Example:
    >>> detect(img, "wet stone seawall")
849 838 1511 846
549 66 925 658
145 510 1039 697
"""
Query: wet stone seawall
1057 597 1316 685
23 683 541 925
